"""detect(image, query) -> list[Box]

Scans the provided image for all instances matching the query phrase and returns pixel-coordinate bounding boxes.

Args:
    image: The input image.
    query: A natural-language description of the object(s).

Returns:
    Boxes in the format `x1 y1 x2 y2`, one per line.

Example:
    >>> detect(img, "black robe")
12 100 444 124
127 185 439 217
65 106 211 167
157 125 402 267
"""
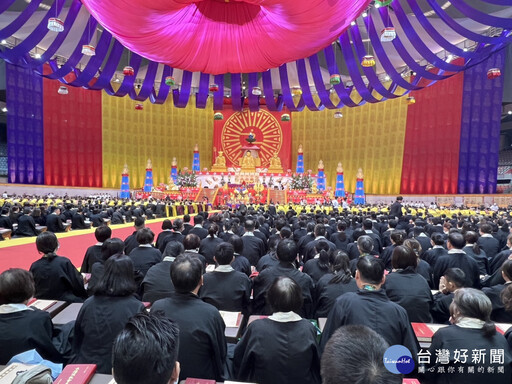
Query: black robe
314 274 358 318
159 231 185 253
80 244 103 273
73 295 145 374
483 283 512 323
431 292 454 324
241 234 266 266
384 267 433 323
424 325 512 384
30 255 87 302
233 317 321 384
152 292 227 382
231 253 252 277
199 269 252 313
303 258 331 283
256 251 279 272
15 214 39 237
319 289 419 357
124 231 139 255
155 230 174 253
128 246 163 276
199 236 224 265
141 259 175 303
433 252 481 289
0 308 64 364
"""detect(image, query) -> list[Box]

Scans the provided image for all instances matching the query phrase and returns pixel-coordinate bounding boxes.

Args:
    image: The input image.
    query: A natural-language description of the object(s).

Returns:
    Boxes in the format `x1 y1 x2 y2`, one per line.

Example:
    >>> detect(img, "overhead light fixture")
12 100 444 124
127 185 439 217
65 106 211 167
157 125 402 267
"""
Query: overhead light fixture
1 40 6 45
384 75 390 81
34 53 41 59
447 54 454 62
351 21 356 26
463 48 468 52
508 111 512 115
362 12 368 17
1 107 7 113
375 3 381 8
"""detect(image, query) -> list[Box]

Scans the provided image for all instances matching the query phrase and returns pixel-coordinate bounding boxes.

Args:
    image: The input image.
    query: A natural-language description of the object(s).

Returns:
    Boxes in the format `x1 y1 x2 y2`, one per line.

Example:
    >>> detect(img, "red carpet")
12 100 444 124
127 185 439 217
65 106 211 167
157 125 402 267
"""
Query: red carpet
0 215 205 273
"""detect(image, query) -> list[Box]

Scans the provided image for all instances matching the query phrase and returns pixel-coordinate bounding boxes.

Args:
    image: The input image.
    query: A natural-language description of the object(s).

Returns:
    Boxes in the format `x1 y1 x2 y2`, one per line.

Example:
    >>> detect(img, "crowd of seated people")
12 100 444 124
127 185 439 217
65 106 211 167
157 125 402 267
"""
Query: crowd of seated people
2 199 512 382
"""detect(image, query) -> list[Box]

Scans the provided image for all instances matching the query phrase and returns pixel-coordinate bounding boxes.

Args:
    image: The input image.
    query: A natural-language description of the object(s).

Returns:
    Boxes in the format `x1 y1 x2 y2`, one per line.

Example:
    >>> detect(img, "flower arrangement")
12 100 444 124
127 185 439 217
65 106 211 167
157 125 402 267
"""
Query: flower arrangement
290 173 314 191
176 169 198 188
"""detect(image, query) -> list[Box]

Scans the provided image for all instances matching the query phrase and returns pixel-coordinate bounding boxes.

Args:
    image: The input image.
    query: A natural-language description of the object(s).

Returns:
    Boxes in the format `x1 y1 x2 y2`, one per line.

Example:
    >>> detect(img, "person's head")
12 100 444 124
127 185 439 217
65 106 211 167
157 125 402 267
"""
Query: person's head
267 276 303 313
443 268 466 292
276 239 298 263
431 232 445 246
479 223 492 235
228 235 243 254
0 268 35 305
112 312 180 384
355 256 385 289
403 238 422 258
208 223 219 238
501 259 512 282
390 231 405 246
214 242 235 265
101 238 125 261
447 232 465 250
357 235 374 255
244 219 255 232
136 228 155 245
396 196 403 202
279 227 292 239
391 245 418 269
163 241 184 259
363 219 373 230
161 220 173 230
52 206 60 215
183 234 200 250
352 228 366 242
134 217 145 230
23 207 31 215
450 288 495 337
193 214 203 225
94 255 137 297
321 325 400 384
464 231 478 245
314 224 326 238
183 214 190 223
36 231 59 255
170 254 203 293
95 225 112 243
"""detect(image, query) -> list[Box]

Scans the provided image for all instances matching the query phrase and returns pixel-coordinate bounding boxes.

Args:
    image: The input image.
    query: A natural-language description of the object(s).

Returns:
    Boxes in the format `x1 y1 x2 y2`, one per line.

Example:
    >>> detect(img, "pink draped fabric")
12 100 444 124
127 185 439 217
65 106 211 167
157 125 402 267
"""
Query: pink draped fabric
82 0 371 74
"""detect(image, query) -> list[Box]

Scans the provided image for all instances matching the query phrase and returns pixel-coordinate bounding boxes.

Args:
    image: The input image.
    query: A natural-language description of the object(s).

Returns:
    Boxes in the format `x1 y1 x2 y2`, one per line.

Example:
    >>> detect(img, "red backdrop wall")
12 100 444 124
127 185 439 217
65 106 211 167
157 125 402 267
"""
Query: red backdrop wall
43 69 103 187
400 65 464 194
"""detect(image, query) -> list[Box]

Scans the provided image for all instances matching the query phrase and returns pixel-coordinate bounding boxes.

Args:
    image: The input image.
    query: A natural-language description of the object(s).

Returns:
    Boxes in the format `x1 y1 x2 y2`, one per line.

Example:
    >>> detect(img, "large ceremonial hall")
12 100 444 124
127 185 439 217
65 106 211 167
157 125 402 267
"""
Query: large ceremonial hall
1 1 512 384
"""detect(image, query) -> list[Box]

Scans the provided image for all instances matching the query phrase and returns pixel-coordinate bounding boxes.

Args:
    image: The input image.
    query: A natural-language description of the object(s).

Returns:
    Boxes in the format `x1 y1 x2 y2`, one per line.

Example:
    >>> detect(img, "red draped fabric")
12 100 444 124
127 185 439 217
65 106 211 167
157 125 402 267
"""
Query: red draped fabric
400 64 464 195
43 68 103 187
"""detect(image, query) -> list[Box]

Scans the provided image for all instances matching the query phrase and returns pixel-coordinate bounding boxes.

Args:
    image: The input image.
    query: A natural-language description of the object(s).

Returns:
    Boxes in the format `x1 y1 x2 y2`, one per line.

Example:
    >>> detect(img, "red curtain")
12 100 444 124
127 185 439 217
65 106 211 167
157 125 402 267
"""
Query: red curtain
213 106 292 170
400 65 464 195
43 69 103 187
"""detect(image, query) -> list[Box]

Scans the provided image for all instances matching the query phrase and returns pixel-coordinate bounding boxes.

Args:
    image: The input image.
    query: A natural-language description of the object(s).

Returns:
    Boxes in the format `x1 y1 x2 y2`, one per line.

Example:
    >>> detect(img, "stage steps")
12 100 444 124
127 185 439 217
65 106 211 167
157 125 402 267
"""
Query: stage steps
268 189 287 204
195 187 219 204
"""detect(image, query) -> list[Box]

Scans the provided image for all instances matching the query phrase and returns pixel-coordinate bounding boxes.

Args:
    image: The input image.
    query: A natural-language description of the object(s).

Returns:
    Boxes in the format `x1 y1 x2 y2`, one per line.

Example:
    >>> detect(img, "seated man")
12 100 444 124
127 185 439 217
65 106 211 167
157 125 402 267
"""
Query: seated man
321 325 401 384
199 242 252 314
80 225 112 273
152 255 226 382
128 228 162 277
112 312 180 384
15 207 39 237
431 268 466 324
320 256 418 357
46 206 65 233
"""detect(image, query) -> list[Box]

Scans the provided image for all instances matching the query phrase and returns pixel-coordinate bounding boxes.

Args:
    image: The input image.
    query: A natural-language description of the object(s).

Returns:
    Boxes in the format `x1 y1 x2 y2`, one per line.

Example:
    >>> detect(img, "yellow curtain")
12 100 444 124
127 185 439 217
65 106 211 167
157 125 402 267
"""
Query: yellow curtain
102 94 213 189
292 94 408 195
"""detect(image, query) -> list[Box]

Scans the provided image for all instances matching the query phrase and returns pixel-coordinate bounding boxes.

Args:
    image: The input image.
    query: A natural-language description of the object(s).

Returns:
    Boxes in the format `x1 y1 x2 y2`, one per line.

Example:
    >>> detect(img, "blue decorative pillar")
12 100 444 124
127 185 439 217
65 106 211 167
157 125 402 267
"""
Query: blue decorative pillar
354 168 365 205
317 160 326 191
335 162 345 198
120 164 130 198
192 144 200 172
296 144 304 174
144 158 154 192
171 157 178 183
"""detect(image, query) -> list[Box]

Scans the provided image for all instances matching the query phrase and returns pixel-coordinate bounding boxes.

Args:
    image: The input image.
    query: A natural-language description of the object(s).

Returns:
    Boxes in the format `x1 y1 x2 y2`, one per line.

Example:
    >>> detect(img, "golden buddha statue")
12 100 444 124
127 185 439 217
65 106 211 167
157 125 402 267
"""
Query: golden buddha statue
211 150 227 172
146 158 152 169
268 153 283 173
240 151 256 172
357 168 364 179
337 162 343 173
318 160 324 170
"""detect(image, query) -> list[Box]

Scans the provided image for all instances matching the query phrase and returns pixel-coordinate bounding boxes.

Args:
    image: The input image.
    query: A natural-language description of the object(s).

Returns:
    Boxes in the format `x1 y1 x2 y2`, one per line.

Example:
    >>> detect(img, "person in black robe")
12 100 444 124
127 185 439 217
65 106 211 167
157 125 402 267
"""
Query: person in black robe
389 196 403 219
0 207 14 231
329 221 351 251
303 224 337 263
15 208 40 237
80 225 112 273
71 208 89 229
142 241 183 303
383 245 433 323
463 232 488 275
489 236 512 275
477 223 500 261
73 255 145 374
229 235 252 277
234 277 321 384
199 224 224 265
46 207 65 233
0 268 64 364
124 217 145 255
431 268 466 324
241 219 266 266
155 220 174 252
380 231 406 269
256 236 280 272
158 219 186 253
423 233 448 267
433 232 480 289
199 242 251 313
348 235 376 275
253 239 314 317
319 256 418 358
110 208 124 225
483 259 512 322
87 238 125 294
314 251 358 318
303 241 332 283
189 214 208 239
128 228 162 276
424 288 512 384
29 232 87 302
152 255 227 382
297 222 316 260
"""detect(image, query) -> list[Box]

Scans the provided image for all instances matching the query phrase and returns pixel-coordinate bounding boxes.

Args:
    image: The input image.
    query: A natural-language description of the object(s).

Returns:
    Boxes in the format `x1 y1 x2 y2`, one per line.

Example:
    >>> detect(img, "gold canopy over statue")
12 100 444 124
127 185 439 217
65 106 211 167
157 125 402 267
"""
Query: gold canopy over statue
268 152 283 173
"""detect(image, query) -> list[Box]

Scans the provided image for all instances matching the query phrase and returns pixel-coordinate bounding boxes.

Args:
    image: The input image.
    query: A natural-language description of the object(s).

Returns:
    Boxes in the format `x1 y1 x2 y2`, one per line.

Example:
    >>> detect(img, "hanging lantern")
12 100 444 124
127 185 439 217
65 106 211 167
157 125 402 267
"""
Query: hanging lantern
123 66 134 76
252 86 262 96
214 112 224 120
81 44 96 56
330 74 341 85
376 0 393 6
380 27 396 42
487 68 501 80
406 96 416 105
334 111 343 119
135 104 143 110
209 84 219 92
165 76 175 86
47 18 64 32
281 114 291 122
57 86 68 95
291 86 302 96
361 55 376 67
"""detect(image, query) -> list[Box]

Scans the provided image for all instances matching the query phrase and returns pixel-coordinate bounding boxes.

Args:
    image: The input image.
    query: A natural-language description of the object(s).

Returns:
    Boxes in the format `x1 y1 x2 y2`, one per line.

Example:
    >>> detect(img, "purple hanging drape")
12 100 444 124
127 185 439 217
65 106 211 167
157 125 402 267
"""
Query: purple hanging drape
6 63 44 184
458 49 506 194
